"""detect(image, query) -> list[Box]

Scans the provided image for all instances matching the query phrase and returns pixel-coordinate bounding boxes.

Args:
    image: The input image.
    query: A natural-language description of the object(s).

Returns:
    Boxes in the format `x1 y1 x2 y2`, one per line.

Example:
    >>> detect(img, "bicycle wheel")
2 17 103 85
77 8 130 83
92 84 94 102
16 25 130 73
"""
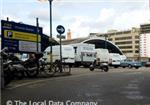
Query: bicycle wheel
62 64 71 73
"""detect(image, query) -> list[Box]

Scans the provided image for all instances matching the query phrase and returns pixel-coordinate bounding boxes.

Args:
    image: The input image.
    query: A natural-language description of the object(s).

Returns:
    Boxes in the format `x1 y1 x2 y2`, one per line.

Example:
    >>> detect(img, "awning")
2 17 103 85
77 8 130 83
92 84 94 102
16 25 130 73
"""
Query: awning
41 34 59 52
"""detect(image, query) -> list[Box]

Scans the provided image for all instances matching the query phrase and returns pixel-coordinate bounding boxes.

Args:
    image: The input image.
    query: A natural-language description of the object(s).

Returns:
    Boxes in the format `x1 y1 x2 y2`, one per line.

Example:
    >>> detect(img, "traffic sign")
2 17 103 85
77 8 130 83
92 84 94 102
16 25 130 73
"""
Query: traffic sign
57 35 66 39
56 25 65 34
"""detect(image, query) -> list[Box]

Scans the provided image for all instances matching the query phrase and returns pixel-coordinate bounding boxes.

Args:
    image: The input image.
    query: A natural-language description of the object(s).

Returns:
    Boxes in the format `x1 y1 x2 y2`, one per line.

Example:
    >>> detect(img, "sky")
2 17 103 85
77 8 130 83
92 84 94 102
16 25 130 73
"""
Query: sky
0 0 150 39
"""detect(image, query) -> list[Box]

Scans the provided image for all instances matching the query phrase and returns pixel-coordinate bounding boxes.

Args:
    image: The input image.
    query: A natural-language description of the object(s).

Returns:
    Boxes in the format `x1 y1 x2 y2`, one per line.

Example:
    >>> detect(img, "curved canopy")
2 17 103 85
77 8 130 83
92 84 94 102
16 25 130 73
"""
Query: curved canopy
62 37 123 55
82 38 123 55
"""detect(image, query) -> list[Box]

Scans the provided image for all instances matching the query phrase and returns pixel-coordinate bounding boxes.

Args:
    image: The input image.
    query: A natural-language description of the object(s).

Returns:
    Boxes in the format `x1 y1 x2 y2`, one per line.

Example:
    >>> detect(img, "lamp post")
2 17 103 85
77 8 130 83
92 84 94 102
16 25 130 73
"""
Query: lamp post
38 0 53 69
49 0 53 69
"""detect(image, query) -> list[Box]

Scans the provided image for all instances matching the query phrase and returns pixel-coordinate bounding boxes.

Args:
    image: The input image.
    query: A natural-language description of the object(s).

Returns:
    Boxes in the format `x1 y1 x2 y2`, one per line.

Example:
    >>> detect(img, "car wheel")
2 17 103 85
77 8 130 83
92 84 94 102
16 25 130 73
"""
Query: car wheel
128 65 132 69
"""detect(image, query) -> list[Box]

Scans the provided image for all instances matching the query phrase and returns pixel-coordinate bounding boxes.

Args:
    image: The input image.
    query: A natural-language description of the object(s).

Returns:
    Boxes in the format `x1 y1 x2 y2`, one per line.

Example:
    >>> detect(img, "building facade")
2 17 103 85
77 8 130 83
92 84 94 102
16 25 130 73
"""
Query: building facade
140 24 150 61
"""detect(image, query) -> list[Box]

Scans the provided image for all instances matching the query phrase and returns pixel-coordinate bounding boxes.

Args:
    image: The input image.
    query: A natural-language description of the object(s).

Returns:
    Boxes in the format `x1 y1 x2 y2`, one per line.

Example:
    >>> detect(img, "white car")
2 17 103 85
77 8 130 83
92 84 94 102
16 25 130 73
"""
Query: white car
109 53 121 68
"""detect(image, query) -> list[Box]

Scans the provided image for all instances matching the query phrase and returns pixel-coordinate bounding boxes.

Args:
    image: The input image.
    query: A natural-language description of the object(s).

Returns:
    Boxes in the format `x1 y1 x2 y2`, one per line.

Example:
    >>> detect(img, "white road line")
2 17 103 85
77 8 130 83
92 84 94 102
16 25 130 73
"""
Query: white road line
125 84 139 90
7 79 51 90
122 78 145 100
6 72 99 90
126 95 144 100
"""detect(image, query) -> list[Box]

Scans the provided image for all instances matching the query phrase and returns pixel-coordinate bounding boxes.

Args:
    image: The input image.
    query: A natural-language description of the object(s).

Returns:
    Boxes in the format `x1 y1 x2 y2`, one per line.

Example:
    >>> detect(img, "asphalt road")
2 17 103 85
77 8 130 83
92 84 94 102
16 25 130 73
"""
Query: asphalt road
1 67 150 105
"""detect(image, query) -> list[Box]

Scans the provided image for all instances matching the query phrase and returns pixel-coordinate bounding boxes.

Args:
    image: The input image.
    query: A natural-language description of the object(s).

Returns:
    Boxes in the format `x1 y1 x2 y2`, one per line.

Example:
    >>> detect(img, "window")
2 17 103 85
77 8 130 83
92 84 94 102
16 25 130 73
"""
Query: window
135 45 139 49
135 50 139 53
135 41 139 44
115 41 132 45
122 50 133 53
135 36 139 39
119 46 132 49
115 36 132 40
108 38 112 41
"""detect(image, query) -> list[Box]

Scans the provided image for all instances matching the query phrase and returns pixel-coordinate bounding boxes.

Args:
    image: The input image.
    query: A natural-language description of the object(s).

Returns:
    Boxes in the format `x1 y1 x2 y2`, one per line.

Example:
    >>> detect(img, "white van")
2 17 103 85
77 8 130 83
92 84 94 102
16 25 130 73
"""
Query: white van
44 45 75 65
71 43 96 67
95 48 109 63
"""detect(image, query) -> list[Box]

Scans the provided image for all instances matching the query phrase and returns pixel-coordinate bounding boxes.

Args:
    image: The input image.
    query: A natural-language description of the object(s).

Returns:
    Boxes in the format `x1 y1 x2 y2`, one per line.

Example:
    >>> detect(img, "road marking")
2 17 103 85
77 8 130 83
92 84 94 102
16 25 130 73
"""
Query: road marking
122 78 145 101
85 93 100 97
95 99 103 102
126 95 144 100
122 91 141 95
130 79 139 83
91 85 101 88
27 83 46 88
124 72 142 75
6 72 100 90
6 79 51 90
125 83 139 90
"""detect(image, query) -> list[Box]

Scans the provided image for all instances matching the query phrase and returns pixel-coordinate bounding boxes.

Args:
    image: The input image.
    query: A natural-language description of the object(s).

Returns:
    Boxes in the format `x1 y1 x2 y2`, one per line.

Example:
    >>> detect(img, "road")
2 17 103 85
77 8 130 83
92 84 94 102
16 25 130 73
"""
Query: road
1 67 150 105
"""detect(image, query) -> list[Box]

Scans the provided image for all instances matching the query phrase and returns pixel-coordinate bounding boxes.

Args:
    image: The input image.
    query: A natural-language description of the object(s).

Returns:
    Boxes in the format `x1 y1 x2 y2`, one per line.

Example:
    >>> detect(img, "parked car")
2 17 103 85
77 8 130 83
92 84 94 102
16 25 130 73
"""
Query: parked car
109 53 121 68
120 59 142 69
145 62 150 67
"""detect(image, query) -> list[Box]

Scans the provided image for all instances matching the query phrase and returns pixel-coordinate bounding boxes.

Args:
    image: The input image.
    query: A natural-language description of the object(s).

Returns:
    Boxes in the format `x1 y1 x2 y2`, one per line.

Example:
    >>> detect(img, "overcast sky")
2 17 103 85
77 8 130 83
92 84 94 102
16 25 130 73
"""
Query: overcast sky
0 0 150 38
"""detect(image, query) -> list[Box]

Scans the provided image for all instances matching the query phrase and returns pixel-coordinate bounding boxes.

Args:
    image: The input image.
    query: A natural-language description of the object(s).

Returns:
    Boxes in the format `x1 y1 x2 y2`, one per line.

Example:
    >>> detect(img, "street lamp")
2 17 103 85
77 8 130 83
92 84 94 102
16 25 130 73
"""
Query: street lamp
49 0 53 70
38 0 53 69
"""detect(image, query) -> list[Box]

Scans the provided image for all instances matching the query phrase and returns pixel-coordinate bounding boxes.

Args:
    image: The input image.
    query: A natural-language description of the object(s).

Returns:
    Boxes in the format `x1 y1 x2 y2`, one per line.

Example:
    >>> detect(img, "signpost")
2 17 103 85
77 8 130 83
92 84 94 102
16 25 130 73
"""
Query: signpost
1 20 42 53
56 25 65 72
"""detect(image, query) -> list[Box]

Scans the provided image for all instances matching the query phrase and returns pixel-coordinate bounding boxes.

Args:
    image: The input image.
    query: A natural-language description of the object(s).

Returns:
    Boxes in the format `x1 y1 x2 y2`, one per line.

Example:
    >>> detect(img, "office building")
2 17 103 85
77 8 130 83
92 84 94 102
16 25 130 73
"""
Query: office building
140 23 150 61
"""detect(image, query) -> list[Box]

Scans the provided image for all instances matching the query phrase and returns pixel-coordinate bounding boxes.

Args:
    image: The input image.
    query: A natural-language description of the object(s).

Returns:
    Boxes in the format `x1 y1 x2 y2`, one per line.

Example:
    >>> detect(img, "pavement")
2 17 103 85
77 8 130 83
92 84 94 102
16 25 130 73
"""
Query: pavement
1 67 150 105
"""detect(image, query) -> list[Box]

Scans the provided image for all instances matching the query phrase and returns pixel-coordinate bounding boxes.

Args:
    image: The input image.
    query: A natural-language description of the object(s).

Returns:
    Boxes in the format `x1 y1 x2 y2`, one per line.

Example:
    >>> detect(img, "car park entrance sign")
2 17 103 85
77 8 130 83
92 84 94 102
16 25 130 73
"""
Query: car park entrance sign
1 20 42 53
